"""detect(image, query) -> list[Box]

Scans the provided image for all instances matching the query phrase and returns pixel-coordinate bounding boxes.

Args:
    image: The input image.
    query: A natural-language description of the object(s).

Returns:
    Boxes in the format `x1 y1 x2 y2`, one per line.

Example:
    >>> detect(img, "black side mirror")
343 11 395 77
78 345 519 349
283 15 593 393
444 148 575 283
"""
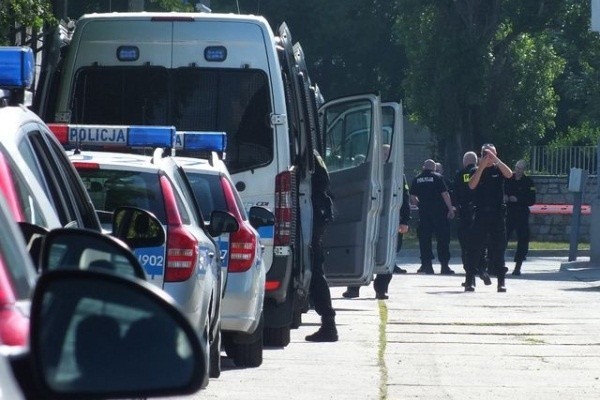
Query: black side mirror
29 270 205 398
112 206 165 249
248 206 275 229
39 228 146 280
207 210 239 237
18 222 50 272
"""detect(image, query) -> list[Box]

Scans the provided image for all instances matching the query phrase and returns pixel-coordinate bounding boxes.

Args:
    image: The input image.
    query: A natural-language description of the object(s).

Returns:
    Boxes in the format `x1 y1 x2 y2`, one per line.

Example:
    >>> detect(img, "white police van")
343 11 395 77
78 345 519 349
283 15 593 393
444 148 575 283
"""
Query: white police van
37 12 404 346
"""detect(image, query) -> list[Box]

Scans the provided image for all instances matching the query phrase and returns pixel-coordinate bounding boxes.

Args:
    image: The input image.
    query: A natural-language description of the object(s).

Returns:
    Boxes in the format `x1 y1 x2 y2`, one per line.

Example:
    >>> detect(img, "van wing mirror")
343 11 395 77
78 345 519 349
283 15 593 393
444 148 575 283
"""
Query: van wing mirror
29 270 205 398
112 206 166 249
39 228 146 280
207 210 239 237
248 206 275 229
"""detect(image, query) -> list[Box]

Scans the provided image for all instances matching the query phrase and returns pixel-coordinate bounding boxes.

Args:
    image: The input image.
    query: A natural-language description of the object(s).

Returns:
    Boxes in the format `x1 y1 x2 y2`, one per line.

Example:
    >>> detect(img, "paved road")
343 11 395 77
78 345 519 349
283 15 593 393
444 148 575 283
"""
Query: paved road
170 254 600 400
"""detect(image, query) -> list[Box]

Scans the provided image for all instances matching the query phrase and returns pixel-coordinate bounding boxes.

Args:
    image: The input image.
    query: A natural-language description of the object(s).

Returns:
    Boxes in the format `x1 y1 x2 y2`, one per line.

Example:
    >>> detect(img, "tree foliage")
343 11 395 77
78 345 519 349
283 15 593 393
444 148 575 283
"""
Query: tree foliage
0 0 55 45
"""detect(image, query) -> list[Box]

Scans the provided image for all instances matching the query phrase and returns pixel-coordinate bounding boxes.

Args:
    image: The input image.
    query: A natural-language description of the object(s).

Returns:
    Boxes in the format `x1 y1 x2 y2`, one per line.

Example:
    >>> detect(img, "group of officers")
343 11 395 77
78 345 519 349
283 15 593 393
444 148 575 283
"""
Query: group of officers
411 143 536 292
305 144 537 343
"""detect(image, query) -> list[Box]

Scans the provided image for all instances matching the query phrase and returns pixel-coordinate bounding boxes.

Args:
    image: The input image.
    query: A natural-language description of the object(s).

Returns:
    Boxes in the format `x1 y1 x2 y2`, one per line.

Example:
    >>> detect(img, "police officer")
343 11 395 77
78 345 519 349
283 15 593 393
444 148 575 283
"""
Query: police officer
410 159 455 275
342 174 411 299
464 144 513 292
505 159 536 276
305 149 338 342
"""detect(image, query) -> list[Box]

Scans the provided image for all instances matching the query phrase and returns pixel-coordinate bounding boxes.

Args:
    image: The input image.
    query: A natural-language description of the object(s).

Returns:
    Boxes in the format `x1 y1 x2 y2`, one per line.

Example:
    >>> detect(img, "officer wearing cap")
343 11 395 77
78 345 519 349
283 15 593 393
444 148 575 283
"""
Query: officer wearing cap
410 159 455 275
464 144 513 292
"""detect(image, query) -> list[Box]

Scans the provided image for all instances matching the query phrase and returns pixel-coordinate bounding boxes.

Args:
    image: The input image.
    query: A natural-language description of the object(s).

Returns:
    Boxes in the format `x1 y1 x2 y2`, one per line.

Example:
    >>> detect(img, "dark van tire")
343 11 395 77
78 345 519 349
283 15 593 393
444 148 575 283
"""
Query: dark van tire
263 324 290 347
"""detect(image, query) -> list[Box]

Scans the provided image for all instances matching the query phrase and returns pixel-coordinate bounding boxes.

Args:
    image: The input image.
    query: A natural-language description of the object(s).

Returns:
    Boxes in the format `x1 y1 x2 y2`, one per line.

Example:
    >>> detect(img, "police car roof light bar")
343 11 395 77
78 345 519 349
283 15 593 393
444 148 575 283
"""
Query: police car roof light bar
175 131 227 153
47 124 176 149
0 46 34 106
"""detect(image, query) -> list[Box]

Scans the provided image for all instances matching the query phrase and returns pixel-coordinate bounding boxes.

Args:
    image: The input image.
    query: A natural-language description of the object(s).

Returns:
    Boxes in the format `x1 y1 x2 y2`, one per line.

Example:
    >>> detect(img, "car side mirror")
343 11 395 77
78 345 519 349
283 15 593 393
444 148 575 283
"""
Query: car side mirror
112 206 166 249
29 270 205 398
39 228 146 280
207 210 239 237
18 222 50 272
248 206 275 229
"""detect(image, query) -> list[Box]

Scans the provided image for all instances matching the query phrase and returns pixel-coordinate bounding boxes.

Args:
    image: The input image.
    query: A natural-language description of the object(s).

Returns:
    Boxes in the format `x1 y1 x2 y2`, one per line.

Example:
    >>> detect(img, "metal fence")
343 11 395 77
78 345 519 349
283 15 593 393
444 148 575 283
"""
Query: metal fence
529 145 598 176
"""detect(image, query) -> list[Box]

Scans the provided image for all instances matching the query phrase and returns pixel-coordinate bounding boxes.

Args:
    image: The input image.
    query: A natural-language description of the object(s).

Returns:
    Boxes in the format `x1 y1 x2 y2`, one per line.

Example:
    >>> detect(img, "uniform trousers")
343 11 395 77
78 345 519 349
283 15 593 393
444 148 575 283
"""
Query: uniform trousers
310 220 335 318
506 207 530 263
465 208 508 276
417 209 450 267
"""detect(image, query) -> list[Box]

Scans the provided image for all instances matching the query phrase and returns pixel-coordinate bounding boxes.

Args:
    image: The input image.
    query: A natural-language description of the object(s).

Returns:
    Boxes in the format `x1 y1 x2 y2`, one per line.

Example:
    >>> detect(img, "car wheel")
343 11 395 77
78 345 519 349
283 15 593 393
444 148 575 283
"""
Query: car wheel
209 320 222 378
263 323 290 347
232 313 264 368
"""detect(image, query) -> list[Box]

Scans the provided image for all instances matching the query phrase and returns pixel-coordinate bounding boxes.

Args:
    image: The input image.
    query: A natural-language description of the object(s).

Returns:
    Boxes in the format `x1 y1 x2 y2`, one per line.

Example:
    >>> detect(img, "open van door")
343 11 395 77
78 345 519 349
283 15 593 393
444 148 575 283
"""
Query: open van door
374 102 404 275
319 94 383 286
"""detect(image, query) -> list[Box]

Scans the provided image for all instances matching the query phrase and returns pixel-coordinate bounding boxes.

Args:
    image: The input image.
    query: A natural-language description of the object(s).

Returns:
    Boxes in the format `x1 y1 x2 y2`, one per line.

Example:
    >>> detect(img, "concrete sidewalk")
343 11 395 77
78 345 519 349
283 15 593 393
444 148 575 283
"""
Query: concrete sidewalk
187 255 600 400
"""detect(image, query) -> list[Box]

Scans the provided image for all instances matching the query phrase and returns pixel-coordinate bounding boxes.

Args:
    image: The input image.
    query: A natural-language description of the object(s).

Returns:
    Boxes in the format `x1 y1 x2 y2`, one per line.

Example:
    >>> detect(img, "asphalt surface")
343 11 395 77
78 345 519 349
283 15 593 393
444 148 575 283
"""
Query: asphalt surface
170 251 600 400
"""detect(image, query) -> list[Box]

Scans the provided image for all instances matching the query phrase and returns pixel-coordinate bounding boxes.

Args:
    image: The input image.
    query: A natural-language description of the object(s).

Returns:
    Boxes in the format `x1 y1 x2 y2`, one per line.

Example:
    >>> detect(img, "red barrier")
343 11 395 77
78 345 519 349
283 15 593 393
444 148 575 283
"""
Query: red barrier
529 204 591 215
409 204 591 215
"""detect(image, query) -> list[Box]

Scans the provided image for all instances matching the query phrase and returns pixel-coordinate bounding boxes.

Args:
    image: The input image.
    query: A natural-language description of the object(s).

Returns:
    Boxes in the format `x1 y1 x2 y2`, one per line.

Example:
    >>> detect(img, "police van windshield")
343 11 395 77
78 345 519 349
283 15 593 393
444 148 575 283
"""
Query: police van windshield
70 66 273 174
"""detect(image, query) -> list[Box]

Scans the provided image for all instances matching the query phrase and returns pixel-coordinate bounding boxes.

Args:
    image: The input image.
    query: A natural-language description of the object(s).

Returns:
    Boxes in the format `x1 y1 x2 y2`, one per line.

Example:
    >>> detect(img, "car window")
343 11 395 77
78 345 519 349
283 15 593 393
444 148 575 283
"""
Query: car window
0 147 47 227
169 171 195 226
19 130 80 226
76 169 167 224
185 172 227 219
0 207 33 299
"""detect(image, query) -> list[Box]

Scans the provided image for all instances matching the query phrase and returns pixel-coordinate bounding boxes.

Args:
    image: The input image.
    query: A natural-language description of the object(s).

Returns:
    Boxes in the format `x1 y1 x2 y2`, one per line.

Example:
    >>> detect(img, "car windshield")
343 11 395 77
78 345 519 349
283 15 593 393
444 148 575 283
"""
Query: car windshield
76 169 166 224
71 66 273 174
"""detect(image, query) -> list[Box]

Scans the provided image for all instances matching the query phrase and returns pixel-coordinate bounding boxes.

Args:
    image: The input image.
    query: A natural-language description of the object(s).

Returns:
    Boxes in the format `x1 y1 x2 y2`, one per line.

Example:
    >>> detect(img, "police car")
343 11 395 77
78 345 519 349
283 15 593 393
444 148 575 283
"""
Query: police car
47 124 239 383
0 47 100 238
175 136 274 368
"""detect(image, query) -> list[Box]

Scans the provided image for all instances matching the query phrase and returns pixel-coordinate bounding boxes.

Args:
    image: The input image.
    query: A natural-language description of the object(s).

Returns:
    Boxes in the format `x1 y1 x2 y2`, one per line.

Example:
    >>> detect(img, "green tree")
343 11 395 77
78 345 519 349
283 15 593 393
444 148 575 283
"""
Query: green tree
0 0 55 45
393 0 565 170
213 0 406 101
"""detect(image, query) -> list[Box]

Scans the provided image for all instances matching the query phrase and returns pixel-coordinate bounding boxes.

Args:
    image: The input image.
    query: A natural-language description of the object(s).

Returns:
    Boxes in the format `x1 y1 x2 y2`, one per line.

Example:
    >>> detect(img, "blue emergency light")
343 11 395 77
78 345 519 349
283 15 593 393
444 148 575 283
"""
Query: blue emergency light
0 46 34 88
50 124 176 148
117 46 140 62
175 131 227 152
204 46 227 62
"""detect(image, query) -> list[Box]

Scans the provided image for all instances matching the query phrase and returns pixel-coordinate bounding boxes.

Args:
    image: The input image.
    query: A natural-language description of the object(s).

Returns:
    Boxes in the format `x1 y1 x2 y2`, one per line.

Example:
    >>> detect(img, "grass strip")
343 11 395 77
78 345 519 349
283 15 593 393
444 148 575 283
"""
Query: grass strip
378 299 388 400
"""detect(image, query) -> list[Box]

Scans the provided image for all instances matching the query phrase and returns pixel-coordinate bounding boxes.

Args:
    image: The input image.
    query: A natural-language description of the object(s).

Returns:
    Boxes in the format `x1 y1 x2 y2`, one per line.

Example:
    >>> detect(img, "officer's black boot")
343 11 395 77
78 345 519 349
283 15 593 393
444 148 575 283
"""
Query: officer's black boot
440 263 455 275
512 261 522 276
305 316 338 342
342 286 360 299
497 273 507 293
464 273 476 292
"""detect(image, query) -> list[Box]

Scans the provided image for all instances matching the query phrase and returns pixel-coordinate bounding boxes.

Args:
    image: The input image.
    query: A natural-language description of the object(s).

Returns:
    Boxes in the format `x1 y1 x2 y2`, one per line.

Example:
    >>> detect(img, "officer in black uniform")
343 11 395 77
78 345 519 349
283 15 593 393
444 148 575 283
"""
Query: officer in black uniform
505 159 536 276
305 149 337 342
410 159 455 274
342 174 411 299
464 144 513 292
454 152 492 287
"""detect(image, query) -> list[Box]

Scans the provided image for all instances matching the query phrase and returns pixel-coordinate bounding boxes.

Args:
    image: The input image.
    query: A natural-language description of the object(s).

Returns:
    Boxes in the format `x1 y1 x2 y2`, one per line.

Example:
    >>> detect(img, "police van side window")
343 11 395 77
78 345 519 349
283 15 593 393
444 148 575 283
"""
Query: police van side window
324 100 373 172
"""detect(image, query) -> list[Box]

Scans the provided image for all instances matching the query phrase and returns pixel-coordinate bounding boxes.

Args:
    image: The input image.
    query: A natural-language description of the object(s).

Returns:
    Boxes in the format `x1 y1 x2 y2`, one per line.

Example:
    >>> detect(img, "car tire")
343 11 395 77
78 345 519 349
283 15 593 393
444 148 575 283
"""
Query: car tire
232 313 264 368
263 324 290 347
